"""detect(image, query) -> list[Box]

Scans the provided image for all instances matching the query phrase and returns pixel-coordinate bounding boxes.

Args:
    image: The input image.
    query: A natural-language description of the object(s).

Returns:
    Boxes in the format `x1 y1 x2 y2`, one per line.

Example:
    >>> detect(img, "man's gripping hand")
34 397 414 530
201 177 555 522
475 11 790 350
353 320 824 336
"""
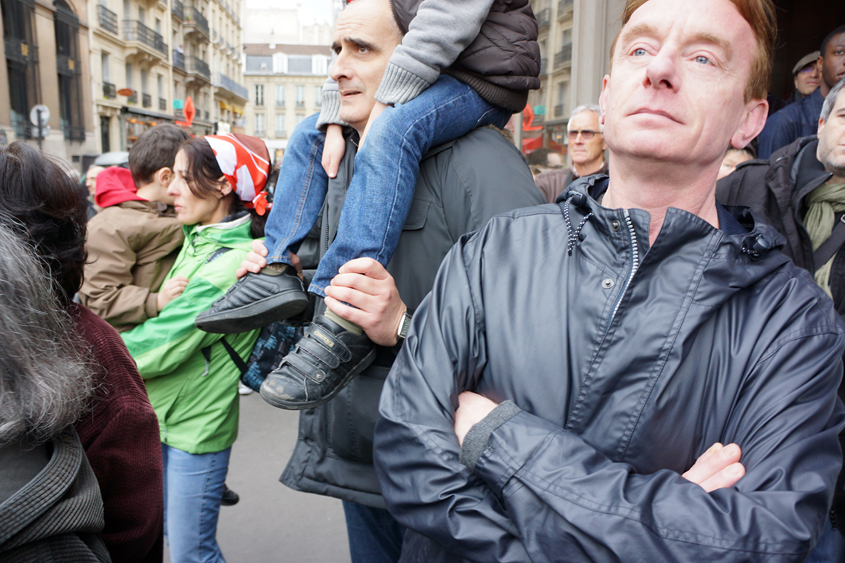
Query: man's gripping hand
324 258 407 347
454 392 745 493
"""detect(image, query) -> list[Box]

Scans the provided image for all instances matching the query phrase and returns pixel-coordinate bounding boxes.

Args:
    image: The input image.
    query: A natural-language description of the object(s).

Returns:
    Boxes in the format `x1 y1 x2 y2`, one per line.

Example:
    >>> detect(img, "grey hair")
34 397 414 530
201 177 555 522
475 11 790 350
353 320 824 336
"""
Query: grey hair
821 79 845 123
568 104 603 133
0 222 93 446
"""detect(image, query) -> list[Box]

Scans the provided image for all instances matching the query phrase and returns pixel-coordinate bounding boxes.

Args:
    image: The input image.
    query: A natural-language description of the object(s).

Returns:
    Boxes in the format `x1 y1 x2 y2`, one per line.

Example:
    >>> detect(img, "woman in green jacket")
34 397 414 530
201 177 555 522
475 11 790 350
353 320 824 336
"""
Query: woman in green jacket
122 134 271 563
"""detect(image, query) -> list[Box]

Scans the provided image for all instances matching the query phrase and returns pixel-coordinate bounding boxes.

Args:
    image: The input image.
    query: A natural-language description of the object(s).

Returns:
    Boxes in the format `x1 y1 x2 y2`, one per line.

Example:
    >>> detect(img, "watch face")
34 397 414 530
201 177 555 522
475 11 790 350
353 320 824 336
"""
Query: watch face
399 312 412 339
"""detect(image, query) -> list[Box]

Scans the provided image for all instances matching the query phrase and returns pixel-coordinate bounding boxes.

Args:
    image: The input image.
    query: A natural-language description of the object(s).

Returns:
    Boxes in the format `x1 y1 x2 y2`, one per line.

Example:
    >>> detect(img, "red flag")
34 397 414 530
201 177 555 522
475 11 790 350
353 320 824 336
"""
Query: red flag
176 96 196 127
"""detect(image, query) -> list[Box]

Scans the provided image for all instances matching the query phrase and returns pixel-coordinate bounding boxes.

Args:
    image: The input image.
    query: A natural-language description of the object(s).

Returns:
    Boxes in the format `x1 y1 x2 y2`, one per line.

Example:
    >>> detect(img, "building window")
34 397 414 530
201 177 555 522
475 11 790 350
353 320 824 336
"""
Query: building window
555 81 568 119
275 84 284 107
295 85 304 108
3 0 40 137
101 52 110 82
315 85 322 107
54 0 85 140
275 113 285 137
255 83 264 106
295 113 305 125
254 113 265 135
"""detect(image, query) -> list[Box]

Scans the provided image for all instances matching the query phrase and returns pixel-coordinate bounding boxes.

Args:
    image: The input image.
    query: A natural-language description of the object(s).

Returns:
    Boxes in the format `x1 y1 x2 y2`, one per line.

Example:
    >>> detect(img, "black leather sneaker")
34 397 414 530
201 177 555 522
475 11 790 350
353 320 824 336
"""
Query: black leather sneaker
260 314 376 410
220 485 239 507
195 266 309 334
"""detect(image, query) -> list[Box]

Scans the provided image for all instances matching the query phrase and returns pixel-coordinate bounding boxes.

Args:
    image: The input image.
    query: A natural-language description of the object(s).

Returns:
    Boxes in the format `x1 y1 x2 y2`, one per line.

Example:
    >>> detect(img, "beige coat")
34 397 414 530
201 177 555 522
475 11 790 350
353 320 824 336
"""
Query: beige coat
80 201 183 332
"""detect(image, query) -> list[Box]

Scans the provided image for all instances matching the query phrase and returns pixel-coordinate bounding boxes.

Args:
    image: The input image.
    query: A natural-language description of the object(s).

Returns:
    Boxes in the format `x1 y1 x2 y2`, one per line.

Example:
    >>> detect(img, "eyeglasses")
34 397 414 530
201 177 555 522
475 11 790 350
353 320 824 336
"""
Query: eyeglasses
568 130 599 140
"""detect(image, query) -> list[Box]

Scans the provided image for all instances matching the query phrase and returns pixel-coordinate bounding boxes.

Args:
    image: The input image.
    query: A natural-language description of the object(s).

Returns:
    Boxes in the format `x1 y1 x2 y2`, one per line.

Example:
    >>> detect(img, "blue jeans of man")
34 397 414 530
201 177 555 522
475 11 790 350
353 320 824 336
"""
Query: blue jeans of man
161 444 231 563
343 501 406 563
805 517 845 563
263 75 511 296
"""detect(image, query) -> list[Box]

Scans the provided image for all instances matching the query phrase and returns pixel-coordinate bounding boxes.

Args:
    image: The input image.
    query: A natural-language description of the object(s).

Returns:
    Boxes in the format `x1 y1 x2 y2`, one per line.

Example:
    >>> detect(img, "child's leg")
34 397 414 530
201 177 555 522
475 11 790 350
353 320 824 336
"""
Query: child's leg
263 112 329 266
307 75 510 296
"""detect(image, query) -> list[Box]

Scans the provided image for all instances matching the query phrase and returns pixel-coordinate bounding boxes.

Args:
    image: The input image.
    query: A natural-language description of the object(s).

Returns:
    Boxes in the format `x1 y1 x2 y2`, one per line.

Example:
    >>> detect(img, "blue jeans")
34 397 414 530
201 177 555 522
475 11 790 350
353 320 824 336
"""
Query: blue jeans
264 75 511 296
805 517 845 563
343 501 406 563
161 444 231 563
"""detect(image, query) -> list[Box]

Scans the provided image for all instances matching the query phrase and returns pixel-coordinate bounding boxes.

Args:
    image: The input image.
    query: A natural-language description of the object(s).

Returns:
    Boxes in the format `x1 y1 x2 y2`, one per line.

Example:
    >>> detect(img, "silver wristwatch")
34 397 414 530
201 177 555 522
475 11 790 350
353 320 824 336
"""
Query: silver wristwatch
397 310 413 342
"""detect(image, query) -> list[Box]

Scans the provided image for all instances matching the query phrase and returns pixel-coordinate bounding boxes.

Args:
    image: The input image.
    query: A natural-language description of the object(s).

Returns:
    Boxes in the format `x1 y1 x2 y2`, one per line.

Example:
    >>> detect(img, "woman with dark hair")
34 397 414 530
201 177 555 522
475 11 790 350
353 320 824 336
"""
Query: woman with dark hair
0 223 108 563
120 134 270 563
0 141 165 563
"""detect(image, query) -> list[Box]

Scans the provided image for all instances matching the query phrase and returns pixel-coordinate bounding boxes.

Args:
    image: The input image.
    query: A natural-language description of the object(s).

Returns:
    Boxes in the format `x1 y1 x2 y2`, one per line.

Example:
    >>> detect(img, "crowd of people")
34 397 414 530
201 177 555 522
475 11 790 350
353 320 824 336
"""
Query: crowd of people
1 0 845 562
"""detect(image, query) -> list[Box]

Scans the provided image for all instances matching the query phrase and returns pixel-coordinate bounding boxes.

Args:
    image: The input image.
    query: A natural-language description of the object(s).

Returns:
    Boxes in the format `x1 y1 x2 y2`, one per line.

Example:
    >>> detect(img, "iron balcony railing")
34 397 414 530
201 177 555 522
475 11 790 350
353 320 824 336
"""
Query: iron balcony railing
536 7 550 28
188 55 210 80
4 37 39 64
555 43 572 67
557 0 573 16
215 72 248 99
189 7 209 35
97 5 118 34
124 20 168 54
172 0 184 20
255 128 265 137
295 101 305 109
142 93 152 107
127 91 138 104
172 50 185 70
159 97 167 111
103 82 116 99
64 125 85 141
540 57 548 75
554 104 564 117
56 55 80 76
275 100 285 108
275 129 286 138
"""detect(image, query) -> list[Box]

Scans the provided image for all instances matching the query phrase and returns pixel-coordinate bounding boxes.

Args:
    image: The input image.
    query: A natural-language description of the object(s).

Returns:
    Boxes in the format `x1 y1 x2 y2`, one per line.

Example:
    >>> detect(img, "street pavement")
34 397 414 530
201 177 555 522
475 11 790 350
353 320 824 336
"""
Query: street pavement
164 391 352 563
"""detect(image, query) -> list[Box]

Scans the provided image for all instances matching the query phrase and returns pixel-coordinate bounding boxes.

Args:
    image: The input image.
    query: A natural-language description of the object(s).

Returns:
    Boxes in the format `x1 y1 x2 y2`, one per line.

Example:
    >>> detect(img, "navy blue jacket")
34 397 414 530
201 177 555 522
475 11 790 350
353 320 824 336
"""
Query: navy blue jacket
375 178 845 562
758 88 825 159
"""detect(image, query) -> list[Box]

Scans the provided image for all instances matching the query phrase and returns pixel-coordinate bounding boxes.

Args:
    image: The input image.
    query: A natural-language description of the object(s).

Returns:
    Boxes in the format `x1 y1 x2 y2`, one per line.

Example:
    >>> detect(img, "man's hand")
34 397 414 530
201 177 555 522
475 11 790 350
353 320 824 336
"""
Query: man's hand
323 258 406 346
682 443 745 492
453 391 746 493
454 391 498 446
359 101 389 147
157 276 189 311
235 239 301 278
321 124 346 179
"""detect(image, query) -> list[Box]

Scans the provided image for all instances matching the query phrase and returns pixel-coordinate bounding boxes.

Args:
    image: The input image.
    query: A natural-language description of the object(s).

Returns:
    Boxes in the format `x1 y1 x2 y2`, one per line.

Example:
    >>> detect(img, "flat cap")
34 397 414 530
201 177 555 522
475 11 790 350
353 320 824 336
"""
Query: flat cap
793 51 820 75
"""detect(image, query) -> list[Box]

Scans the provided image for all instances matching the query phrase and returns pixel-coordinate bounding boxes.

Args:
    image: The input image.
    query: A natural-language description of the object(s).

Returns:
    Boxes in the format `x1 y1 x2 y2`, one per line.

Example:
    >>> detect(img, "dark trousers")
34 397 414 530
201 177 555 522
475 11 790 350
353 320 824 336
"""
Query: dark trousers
342 501 406 563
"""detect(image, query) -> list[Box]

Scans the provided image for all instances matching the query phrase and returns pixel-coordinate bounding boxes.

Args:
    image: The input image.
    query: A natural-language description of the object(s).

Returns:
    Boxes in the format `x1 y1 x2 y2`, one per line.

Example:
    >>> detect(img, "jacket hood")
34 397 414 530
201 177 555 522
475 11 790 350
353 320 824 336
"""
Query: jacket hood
94 167 145 208
183 212 255 254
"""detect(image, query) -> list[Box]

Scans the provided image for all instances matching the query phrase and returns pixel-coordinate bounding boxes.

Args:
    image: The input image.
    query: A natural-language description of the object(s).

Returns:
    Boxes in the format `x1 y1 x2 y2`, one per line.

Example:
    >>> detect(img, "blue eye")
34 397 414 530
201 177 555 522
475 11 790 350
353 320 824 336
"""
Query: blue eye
694 55 710 65
633 48 647 56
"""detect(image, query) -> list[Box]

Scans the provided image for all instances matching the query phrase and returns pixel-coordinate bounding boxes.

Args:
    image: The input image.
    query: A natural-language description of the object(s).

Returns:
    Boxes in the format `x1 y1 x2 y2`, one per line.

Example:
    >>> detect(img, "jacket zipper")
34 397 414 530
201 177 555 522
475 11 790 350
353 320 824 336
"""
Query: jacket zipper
604 209 640 337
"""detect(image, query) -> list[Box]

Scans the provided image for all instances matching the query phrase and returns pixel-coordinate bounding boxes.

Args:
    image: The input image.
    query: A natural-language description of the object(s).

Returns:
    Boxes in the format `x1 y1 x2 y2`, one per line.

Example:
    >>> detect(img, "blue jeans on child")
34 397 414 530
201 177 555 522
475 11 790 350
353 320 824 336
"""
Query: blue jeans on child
263 75 511 296
161 444 231 563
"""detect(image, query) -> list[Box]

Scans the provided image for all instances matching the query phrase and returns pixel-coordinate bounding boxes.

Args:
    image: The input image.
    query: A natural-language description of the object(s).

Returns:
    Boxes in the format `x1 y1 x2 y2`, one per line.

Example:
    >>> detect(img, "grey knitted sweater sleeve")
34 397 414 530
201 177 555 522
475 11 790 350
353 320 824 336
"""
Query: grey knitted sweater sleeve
316 75 346 130
376 0 495 105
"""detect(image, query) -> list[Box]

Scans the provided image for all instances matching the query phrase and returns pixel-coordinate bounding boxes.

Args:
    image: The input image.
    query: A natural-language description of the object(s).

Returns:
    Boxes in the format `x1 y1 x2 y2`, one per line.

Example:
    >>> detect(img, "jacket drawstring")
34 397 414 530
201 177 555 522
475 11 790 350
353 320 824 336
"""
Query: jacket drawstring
563 194 593 256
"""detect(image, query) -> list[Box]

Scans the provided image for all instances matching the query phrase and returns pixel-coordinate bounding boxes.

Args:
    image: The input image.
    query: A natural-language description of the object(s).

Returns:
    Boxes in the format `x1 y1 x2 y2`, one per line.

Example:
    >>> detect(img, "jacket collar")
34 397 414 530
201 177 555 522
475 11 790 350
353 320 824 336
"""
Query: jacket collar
564 175 786 259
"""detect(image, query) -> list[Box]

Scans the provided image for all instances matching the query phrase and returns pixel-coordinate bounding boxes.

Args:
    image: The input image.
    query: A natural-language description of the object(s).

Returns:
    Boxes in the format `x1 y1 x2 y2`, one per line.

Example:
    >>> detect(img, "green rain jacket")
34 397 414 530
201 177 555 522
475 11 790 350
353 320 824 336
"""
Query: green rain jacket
122 214 259 454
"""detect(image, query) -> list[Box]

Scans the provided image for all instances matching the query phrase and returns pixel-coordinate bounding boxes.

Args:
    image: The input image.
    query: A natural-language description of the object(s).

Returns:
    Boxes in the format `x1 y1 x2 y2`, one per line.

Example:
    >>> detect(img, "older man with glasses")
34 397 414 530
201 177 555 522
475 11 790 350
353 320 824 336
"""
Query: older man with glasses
533 104 608 203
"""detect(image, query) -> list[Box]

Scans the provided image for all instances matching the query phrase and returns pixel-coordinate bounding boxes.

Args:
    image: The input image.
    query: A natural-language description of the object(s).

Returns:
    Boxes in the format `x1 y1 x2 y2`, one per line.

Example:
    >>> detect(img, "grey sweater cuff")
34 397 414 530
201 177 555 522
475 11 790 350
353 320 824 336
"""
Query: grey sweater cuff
316 90 346 131
375 63 432 106
459 400 521 472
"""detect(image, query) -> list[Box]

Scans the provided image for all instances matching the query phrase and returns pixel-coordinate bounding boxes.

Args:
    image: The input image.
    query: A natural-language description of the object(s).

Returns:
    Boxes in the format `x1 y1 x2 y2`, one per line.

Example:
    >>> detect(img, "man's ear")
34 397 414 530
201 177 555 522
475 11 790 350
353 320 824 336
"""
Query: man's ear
156 167 173 187
817 115 827 137
598 75 610 127
730 99 768 149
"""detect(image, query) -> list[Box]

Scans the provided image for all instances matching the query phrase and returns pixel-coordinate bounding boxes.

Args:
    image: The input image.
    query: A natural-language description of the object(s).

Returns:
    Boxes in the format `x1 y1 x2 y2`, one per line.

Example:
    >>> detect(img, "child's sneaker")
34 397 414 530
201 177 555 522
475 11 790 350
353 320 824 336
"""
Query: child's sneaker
196 265 308 334
259 313 376 410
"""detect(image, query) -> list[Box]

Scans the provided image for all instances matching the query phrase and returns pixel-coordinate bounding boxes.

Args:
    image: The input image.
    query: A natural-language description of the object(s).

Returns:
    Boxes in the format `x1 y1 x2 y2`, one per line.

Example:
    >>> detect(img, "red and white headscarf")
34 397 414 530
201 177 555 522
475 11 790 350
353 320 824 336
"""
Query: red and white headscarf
204 133 272 214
